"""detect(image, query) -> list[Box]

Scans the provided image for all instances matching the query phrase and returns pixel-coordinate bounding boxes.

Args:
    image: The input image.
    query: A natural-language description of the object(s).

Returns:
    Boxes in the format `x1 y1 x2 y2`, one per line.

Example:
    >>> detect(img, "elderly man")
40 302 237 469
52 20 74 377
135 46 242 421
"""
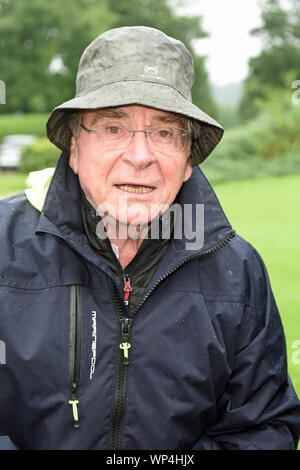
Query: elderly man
0 26 299 450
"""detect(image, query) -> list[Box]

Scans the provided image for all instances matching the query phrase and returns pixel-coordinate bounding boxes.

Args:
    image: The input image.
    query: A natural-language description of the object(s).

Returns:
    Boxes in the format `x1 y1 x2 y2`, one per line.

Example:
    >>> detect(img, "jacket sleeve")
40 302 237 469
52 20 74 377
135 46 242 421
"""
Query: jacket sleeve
193 246 300 450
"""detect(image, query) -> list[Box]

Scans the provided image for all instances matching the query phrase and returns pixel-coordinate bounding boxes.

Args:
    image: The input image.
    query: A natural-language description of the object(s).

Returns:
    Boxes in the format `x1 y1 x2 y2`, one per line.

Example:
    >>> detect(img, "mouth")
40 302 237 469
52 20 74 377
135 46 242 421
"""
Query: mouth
116 184 154 194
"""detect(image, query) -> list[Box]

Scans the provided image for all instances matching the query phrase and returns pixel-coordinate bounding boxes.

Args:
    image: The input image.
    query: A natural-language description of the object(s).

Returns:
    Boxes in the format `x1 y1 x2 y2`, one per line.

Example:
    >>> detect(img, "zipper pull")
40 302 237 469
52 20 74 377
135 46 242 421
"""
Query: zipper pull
69 383 80 428
69 399 80 428
120 316 132 366
123 274 132 306
120 342 131 361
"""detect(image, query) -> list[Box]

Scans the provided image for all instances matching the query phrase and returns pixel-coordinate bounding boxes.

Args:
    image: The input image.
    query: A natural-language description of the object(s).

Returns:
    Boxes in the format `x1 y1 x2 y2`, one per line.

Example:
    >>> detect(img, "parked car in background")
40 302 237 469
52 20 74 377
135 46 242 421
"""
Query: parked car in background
0 135 37 169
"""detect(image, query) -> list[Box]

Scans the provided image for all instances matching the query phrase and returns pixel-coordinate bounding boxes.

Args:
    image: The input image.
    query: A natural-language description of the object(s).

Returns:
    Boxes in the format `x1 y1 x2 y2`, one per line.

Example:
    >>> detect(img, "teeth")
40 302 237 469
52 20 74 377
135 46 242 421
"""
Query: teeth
118 185 153 194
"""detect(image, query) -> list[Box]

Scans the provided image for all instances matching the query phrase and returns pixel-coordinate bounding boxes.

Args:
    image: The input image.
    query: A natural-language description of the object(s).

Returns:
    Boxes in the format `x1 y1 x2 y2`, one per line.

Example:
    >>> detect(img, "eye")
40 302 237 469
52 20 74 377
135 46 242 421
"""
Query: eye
158 129 173 138
107 126 121 134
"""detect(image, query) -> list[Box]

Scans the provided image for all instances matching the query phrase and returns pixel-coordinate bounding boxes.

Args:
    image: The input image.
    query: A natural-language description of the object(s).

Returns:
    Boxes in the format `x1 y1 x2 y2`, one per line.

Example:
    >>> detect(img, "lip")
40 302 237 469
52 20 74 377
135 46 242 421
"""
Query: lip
115 183 155 187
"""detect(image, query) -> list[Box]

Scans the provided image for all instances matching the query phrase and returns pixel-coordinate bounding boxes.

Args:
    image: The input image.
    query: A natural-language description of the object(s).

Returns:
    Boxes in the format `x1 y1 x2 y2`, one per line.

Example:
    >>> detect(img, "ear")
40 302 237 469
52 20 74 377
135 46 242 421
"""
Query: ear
69 136 79 174
183 158 192 182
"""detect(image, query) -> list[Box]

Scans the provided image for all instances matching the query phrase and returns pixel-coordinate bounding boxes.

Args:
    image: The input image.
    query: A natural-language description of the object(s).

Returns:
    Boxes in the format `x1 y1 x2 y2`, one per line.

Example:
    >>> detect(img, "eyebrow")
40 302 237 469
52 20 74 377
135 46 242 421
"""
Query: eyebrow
152 114 188 128
90 109 129 126
89 108 188 128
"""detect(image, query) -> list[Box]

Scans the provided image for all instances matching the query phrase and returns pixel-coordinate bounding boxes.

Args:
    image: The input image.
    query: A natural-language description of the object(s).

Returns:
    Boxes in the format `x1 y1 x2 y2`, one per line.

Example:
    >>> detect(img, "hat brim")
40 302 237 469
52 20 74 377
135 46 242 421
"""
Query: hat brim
46 80 223 165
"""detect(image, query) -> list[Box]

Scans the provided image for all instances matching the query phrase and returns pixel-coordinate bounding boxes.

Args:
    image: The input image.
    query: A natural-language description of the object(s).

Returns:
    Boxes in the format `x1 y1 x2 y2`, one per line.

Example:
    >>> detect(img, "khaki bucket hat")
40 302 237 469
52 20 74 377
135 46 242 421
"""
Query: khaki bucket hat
46 26 224 165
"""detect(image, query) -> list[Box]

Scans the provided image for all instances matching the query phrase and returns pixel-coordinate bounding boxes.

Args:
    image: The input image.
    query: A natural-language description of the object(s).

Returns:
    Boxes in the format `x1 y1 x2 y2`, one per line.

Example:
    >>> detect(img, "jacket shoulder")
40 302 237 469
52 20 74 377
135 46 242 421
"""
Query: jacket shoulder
195 232 274 307
0 192 39 237
221 233 279 323
228 233 270 278
0 193 41 285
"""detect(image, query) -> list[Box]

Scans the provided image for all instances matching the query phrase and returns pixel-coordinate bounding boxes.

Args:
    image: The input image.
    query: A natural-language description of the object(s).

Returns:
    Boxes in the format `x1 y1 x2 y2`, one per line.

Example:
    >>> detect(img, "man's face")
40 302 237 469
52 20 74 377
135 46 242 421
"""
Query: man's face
69 104 192 227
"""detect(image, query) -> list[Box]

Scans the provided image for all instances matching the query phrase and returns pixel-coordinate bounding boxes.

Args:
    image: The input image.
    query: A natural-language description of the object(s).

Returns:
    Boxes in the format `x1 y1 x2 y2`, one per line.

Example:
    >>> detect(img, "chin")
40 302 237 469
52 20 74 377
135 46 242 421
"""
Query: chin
117 213 151 227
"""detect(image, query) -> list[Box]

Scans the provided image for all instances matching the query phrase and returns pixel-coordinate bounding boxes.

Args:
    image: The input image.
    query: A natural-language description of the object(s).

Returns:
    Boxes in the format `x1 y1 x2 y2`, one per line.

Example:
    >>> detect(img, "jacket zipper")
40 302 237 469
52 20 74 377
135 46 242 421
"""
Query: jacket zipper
68 284 82 429
108 230 235 449
108 274 133 450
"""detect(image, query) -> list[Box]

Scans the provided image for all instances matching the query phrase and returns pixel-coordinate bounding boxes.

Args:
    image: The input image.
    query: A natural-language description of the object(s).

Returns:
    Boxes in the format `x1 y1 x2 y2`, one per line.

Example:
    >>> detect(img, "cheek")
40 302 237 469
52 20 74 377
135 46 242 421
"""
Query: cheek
162 159 189 189
76 145 98 181
158 158 191 206
76 151 118 207
75 155 100 201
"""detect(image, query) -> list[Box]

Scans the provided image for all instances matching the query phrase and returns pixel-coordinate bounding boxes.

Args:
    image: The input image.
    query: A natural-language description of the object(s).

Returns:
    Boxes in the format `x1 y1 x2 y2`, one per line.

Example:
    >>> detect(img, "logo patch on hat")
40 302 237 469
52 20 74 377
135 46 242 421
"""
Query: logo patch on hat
138 64 166 81
144 65 158 76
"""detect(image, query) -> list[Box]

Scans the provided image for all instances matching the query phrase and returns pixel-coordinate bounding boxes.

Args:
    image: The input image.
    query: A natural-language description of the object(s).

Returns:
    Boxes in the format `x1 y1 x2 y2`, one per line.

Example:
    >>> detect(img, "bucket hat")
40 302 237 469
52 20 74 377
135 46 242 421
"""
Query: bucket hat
46 26 224 165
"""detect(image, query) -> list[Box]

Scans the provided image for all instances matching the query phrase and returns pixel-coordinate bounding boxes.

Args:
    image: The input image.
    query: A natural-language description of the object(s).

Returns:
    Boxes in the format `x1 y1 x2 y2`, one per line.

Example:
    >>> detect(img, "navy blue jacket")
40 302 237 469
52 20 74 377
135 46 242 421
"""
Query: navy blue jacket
0 154 299 450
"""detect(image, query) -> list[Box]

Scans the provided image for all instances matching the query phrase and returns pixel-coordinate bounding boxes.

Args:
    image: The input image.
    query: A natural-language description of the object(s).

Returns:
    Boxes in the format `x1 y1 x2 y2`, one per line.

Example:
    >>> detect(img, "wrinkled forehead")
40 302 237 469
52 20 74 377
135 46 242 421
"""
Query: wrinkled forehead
84 105 189 127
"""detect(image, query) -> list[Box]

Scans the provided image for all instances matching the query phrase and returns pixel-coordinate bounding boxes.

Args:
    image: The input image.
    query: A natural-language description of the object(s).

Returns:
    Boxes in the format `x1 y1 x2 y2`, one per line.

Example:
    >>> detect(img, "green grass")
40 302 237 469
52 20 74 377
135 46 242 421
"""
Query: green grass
213 173 300 397
0 171 27 198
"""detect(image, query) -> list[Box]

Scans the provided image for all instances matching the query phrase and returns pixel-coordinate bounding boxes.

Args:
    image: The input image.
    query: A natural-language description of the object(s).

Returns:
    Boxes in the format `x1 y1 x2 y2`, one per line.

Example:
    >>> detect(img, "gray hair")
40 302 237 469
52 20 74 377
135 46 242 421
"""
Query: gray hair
68 111 84 139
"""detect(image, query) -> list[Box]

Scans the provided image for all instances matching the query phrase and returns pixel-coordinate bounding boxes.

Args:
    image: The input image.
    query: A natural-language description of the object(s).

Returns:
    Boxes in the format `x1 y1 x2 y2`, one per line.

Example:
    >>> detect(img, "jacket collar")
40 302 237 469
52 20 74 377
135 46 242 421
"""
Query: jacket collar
174 163 233 253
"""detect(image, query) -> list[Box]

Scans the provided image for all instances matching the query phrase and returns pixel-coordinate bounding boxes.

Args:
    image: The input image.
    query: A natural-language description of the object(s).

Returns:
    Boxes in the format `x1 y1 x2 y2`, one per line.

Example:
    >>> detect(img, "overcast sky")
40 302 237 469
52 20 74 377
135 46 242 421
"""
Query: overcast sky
178 0 264 86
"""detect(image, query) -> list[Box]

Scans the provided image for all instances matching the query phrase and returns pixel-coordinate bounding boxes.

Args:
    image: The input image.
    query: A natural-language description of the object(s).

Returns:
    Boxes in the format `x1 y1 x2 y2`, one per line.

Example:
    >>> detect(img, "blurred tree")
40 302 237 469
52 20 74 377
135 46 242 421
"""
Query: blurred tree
251 0 300 47
0 0 117 114
239 0 300 121
0 0 218 119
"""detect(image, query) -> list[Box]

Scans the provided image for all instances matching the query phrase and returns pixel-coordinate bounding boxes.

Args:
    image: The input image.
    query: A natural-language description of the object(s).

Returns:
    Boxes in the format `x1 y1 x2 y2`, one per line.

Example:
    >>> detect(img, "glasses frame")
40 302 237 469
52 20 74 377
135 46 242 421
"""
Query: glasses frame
79 122 190 152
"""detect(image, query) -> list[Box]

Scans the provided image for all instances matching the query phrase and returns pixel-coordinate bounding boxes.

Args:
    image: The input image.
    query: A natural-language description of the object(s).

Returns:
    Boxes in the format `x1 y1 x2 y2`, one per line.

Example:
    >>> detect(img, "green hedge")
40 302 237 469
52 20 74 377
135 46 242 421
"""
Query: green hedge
0 113 60 173
201 90 300 183
201 150 300 184
20 138 60 173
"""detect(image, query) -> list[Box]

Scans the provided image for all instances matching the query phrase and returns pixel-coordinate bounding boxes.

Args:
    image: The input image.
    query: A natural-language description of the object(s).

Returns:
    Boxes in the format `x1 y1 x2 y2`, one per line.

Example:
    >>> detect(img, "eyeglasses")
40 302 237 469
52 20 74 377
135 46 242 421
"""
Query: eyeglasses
80 122 190 152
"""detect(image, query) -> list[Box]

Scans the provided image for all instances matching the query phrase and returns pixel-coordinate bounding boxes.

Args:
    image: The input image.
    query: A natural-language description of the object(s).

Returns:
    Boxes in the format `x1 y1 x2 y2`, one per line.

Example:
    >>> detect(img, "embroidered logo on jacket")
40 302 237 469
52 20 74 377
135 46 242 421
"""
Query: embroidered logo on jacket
0 340 6 365
89 311 97 380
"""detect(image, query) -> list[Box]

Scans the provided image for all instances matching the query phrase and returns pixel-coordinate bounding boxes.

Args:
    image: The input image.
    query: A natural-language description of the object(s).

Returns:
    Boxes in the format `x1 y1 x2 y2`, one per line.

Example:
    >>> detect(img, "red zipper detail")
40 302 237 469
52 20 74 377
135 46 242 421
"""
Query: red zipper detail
123 275 132 306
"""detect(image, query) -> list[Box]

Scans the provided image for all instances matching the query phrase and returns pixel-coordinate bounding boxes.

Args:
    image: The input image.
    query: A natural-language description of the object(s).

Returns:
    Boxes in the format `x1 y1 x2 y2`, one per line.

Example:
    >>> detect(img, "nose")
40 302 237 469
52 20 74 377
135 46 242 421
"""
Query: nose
122 130 156 169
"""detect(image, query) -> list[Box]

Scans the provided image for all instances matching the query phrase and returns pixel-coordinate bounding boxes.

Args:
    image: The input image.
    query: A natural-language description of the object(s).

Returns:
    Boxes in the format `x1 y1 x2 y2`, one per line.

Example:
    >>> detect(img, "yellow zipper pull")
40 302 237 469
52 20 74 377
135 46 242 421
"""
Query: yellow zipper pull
120 342 131 364
69 399 80 428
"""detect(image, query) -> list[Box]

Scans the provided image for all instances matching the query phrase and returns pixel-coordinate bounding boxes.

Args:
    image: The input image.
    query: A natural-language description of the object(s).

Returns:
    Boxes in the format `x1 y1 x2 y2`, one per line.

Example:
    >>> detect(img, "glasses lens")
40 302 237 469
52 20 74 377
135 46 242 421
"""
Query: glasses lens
91 124 189 151
90 124 128 149
102 124 127 140
151 126 187 150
